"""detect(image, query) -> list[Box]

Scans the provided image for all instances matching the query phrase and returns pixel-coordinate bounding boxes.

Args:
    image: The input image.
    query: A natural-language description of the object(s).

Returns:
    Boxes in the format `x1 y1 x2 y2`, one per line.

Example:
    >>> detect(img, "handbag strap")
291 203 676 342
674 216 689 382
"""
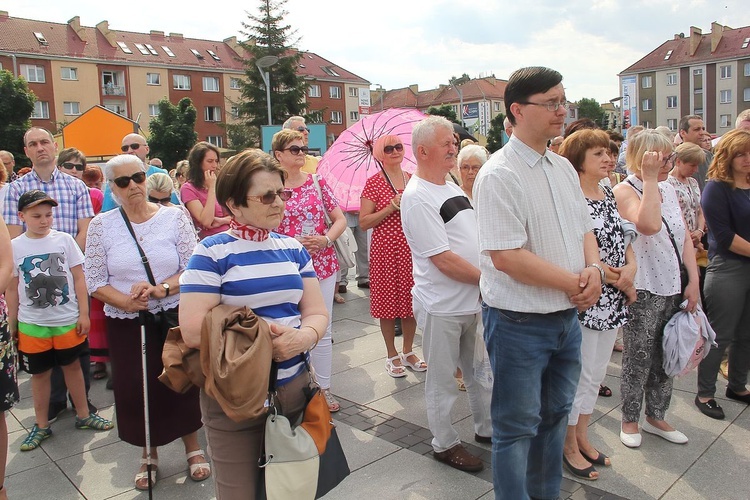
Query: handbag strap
311 174 333 229
661 215 684 267
119 207 157 286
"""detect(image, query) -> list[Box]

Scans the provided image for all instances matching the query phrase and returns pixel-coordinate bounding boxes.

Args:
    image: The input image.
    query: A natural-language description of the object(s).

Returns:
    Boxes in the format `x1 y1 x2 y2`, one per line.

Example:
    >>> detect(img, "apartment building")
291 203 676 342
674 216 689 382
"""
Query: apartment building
0 12 370 148
619 22 750 135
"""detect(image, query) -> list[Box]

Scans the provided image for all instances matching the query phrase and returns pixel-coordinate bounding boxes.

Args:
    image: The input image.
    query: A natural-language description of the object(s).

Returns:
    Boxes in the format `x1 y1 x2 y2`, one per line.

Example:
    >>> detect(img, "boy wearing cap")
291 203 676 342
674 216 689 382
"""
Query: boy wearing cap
5 190 113 451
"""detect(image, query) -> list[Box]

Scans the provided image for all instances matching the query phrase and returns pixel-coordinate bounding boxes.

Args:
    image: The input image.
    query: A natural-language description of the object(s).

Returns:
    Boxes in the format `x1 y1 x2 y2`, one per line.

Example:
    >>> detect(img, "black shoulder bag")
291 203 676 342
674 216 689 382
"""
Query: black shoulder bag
119 207 179 340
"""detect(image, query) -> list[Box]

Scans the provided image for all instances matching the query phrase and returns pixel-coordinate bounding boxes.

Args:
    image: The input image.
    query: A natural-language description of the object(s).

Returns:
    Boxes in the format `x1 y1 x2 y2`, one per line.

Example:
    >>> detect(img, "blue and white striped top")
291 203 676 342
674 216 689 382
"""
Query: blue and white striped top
180 231 317 385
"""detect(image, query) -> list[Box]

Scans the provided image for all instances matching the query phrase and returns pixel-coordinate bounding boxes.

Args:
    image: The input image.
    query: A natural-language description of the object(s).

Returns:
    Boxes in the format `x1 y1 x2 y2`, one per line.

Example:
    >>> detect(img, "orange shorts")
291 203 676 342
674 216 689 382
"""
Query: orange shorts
17 322 87 374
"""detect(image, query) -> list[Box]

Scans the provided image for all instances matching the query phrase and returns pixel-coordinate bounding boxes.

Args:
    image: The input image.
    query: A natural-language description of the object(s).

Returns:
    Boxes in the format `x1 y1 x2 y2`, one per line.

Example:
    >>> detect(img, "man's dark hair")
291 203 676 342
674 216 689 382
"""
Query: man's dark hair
679 115 702 133
563 118 598 138
607 130 624 142
504 67 563 126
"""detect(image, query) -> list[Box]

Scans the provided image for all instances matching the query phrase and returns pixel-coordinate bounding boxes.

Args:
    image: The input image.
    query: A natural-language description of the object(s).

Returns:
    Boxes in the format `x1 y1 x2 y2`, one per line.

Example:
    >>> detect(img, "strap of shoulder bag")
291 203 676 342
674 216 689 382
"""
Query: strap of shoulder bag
119 207 157 286
311 174 333 229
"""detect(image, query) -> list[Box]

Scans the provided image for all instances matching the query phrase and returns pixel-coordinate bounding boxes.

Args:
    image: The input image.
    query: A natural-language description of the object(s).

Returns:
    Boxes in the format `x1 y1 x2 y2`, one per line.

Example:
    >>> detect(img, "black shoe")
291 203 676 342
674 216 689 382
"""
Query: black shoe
394 318 402 337
48 401 67 424
357 281 370 289
106 378 113 390
474 433 491 444
338 284 347 293
726 388 750 404
695 396 725 420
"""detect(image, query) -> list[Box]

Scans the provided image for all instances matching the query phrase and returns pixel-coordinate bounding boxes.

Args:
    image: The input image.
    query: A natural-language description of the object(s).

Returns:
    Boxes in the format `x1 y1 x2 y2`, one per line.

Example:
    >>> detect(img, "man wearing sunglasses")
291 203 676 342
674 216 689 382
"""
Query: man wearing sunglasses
101 134 178 212
2 127 98 422
282 116 319 174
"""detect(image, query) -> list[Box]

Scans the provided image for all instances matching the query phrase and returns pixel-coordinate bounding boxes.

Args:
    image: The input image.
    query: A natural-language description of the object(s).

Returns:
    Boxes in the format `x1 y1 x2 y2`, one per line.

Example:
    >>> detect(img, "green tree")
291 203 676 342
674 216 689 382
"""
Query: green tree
427 105 459 124
220 122 259 151
148 97 198 169
0 70 36 167
237 0 308 131
485 113 506 153
576 98 605 127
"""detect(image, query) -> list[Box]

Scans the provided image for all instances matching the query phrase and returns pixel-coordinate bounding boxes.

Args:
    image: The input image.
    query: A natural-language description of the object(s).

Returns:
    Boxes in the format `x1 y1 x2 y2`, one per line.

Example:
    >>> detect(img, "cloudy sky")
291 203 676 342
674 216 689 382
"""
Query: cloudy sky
6 0 750 103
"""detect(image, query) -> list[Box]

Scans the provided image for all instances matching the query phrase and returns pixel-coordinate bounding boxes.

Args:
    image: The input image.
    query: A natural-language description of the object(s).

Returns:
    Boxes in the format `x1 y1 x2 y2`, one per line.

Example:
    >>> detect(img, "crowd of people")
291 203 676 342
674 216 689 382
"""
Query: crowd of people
0 65 748 500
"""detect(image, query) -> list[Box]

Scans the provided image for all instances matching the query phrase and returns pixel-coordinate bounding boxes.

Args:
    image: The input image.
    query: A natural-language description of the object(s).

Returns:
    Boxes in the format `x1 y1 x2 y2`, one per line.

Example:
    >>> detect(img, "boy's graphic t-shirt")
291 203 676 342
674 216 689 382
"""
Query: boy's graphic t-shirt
11 230 84 327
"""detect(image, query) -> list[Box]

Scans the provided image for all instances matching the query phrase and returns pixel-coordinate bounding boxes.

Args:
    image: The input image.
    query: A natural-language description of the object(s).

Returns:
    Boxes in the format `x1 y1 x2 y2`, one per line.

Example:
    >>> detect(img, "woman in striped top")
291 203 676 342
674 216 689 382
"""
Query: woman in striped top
179 149 328 499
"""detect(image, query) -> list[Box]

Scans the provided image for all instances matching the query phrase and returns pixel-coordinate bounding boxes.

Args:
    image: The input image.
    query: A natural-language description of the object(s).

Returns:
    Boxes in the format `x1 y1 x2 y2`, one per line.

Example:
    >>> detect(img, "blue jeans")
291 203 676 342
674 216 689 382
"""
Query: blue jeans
482 305 581 500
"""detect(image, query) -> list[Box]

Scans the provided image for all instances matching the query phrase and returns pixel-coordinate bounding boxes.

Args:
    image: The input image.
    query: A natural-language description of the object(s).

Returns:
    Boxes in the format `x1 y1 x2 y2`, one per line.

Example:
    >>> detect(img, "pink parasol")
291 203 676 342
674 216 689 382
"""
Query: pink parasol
317 108 427 211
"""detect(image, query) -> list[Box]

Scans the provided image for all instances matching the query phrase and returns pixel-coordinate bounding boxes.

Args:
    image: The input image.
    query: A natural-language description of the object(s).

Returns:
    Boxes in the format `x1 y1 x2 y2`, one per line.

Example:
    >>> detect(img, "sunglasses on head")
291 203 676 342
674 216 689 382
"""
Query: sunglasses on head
148 195 171 204
121 143 144 152
61 162 85 171
296 126 310 133
113 171 147 188
247 189 293 205
383 143 404 154
284 145 309 155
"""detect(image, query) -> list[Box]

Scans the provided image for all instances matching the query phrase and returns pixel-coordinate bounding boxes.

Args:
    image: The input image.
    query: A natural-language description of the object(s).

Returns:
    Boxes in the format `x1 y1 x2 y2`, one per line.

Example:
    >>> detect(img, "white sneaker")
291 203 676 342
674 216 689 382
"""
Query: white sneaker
619 428 642 448
641 421 688 444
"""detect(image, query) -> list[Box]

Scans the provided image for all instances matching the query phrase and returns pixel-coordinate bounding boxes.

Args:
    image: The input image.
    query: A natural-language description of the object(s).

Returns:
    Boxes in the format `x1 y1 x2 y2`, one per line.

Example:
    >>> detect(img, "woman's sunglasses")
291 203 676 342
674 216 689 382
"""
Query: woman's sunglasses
148 195 171 204
60 162 85 171
113 171 147 188
247 189 293 205
383 144 404 154
283 145 309 156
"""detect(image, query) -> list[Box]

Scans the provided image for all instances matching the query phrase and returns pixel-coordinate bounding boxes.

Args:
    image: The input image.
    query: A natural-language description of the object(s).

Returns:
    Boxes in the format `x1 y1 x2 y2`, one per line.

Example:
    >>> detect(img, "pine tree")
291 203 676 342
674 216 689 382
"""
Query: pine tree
237 0 308 130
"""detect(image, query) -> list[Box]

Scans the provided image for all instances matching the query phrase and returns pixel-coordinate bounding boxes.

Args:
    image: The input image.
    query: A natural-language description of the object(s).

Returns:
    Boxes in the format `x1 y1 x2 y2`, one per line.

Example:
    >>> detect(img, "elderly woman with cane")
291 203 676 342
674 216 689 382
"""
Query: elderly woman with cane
85 154 209 490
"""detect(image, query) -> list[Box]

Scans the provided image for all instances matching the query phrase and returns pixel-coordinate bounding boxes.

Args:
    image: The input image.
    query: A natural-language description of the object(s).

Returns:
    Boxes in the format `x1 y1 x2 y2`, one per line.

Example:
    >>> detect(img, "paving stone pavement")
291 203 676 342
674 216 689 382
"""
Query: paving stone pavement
4 278 748 499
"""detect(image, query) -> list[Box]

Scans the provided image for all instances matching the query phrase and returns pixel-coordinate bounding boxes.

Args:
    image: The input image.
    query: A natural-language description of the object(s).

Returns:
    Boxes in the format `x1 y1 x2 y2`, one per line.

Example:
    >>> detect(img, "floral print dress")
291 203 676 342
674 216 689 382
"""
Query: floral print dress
0 295 20 411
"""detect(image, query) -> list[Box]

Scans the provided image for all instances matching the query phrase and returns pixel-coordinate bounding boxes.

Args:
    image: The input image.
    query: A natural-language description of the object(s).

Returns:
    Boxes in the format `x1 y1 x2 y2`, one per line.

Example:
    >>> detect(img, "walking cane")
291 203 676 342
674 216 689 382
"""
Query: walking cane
139 311 154 499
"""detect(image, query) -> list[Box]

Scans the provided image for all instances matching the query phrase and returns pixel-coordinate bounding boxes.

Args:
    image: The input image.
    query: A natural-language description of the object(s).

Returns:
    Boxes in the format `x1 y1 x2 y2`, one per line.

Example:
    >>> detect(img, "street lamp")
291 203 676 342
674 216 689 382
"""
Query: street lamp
256 55 279 125
450 77 464 128
375 84 384 111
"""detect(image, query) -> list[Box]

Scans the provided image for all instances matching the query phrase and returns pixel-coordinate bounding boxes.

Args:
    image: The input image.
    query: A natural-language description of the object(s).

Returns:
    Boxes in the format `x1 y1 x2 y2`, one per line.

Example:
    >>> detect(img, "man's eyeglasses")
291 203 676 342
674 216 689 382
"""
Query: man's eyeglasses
113 171 147 188
518 101 570 112
61 162 85 171
283 145 309 156
383 144 404 154
247 189 293 205
148 195 172 204
121 143 144 152
296 126 311 133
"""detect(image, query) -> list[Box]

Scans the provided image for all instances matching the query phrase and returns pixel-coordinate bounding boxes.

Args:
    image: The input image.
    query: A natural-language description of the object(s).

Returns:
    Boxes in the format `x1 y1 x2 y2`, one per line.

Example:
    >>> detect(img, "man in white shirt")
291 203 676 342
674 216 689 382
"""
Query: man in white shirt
401 115 492 473
473 67 602 500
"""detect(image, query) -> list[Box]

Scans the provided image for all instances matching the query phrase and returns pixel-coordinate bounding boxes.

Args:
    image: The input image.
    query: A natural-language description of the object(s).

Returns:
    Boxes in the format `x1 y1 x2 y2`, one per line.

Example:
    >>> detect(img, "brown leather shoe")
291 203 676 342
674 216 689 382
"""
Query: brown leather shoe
433 444 484 472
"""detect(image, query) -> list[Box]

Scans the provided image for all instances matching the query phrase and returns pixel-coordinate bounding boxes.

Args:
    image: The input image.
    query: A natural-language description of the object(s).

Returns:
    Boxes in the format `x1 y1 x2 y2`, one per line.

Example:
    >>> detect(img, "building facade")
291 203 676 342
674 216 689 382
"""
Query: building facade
619 22 750 135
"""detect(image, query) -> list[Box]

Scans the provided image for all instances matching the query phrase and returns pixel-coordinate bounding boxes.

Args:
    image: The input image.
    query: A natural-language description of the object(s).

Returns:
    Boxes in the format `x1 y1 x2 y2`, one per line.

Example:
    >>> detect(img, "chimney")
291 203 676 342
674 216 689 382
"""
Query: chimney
169 32 183 40
67 16 86 42
409 84 419 93
711 22 724 53
96 20 117 48
150 30 165 38
689 26 702 56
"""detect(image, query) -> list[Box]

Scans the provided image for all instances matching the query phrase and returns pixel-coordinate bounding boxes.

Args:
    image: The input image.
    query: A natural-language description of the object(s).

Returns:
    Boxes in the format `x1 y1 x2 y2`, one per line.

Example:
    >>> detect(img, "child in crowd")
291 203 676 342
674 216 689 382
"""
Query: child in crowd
5 190 113 451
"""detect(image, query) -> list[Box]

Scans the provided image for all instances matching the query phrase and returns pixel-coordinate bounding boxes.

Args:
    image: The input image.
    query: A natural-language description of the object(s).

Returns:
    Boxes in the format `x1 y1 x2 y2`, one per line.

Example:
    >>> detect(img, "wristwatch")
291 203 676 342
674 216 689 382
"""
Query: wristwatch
587 263 606 284
324 235 333 247
161 282 170 297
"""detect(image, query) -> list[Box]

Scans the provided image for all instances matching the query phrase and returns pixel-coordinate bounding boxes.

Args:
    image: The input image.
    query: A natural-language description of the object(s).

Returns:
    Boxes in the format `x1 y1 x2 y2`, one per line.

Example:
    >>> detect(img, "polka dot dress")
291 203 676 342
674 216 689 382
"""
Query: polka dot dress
362 172 414 319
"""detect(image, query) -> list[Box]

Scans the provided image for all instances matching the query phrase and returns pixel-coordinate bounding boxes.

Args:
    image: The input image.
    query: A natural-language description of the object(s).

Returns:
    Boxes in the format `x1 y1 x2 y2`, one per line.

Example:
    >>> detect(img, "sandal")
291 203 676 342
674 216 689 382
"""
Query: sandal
598 385 612 397
385 356 407 378
456 377 466 391
20 424 52 451
75 413 114 430
186 449 211 482
135 458 158 491
321 388 340 413
92 362 108 380
401 352 427 372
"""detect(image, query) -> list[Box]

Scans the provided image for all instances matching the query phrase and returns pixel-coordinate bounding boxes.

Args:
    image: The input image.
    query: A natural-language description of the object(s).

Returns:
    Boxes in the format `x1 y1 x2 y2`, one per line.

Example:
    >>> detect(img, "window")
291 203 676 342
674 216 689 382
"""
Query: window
229 77 242 90
331 111 343 124
61 67 78 80
349 111 359 121
720 89 732 103
206 49 220 61
641 75 652 88
230 106 240 119
134 43 150 55
33 32 49 46
148 104 160 117
667 96 677 108
664 50 673 60
308 110 323 122
173 74 190 90
667 118 678 131
329 86 341 99
720 114 732 128
206 136 223 147
205 106 221 122
694 108 703 118
642 98 652 111
144 44 159 56
694 88 703 94
321 66 340 77
21 64 45 83
117 41 133 54
31 101 49 119
146 73 160 85
63 101 80 115
104 104 127 116
190 48 205 60
744 88 750 101
162 46 176 57
693 68 703 75
203 77 219 92
642 121 652 129
348 87 358 97
308 85 321 98
720 65 732 79
667 73 677 85
494 102 501 111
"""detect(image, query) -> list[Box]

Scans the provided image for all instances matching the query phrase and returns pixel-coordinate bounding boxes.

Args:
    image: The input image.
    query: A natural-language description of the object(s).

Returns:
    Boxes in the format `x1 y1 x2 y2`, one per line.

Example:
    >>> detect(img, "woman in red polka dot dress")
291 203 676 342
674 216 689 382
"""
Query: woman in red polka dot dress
360 135 427 378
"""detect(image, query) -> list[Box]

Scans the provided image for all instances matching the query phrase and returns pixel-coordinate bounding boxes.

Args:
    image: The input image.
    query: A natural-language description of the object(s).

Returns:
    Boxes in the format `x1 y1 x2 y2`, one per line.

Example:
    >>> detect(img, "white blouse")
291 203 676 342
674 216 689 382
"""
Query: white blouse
85 206 197 318
625 175 686 297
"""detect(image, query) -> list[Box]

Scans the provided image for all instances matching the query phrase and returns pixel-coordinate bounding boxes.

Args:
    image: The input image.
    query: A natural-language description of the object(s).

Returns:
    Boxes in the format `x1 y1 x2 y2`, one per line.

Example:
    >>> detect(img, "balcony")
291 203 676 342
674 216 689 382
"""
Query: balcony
102 84 126 96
